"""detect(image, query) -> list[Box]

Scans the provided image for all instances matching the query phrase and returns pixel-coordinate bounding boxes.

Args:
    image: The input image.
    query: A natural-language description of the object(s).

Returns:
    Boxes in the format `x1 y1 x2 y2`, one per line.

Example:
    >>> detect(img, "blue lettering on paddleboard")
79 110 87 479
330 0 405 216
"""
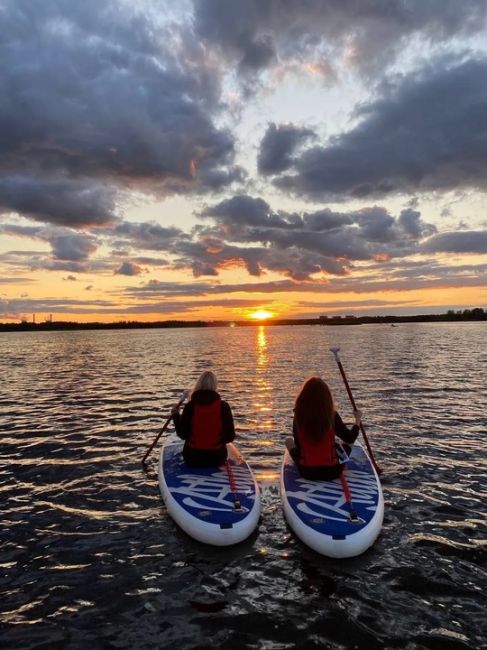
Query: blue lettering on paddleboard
288 469 378 522
171 467 255 513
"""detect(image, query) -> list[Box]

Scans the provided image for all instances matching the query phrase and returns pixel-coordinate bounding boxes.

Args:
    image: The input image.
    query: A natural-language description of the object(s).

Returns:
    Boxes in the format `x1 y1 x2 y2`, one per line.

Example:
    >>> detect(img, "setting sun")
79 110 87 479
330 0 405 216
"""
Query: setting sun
250 310 274 320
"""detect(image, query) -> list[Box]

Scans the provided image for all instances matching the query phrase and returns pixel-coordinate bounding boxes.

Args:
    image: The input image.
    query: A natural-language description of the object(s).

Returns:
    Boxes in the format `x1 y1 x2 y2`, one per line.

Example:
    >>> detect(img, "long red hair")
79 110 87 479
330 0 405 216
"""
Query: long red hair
294 376 334 441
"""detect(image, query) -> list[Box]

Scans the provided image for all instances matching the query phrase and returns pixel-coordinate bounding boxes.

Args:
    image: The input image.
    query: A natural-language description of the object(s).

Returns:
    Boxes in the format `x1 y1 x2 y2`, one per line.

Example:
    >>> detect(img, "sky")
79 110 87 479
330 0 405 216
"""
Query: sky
1 0 487 323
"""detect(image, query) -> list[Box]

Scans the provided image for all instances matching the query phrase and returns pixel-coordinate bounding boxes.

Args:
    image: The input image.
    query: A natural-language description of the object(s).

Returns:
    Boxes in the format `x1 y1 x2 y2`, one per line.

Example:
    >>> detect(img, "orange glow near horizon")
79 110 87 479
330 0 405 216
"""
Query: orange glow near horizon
250 309 274 320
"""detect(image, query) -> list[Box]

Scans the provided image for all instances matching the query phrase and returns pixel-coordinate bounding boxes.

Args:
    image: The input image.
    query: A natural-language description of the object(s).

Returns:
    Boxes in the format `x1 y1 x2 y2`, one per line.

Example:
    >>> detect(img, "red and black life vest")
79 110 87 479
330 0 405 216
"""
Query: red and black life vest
295 427 337 467
188 398 223 450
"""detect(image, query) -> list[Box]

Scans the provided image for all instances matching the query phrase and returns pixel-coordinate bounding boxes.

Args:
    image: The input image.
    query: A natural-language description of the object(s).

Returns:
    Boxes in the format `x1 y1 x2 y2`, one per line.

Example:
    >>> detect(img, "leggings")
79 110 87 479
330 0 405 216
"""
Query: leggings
183 444 228 468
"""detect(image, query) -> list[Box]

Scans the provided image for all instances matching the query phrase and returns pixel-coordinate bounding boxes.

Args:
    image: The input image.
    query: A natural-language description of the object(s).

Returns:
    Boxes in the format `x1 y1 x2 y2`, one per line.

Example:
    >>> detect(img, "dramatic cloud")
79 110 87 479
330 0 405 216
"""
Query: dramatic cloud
123 258 487 303
258 123 315 175
200 194 291 228
0 223 99 261
109 221 188 252
193 0 487 77
115 261 143 276
421 231 487 254
197 195 438 278
50 233 99 261
0 0 239 228
274 57 487 198
0 176 116 227
0 2 485 320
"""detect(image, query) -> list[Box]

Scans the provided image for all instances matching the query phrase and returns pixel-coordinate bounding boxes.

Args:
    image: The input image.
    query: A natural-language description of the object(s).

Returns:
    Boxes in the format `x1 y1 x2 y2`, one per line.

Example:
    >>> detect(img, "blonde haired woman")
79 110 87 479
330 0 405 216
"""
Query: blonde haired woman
171 371 235 467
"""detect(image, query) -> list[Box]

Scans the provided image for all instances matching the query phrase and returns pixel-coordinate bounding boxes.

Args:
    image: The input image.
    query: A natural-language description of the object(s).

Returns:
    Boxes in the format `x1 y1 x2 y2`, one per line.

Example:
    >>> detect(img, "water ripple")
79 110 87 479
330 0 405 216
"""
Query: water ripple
1 323 486 648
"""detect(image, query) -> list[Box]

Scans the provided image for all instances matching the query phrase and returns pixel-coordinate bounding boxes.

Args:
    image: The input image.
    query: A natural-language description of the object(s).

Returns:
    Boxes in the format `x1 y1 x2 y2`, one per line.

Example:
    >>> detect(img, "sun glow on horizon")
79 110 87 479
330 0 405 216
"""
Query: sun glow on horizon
250 309 274 320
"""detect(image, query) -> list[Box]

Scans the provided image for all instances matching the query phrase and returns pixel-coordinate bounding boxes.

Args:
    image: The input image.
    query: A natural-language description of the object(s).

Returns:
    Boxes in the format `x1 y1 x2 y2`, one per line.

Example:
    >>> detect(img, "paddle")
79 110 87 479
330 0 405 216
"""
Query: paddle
330 347 382 475
224 459 242 510
339 471 359 522
141 390 189 467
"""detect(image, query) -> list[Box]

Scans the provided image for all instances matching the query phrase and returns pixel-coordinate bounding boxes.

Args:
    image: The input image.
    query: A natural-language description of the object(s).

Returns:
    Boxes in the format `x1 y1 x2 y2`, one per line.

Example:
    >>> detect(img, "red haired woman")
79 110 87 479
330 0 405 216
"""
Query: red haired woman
286 376 361 480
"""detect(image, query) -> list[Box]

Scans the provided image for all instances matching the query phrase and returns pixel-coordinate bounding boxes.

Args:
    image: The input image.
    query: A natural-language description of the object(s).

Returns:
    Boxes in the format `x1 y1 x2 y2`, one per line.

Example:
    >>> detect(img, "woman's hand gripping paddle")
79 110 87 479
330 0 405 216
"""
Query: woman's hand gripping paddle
142 390 189 467
330 347 382 475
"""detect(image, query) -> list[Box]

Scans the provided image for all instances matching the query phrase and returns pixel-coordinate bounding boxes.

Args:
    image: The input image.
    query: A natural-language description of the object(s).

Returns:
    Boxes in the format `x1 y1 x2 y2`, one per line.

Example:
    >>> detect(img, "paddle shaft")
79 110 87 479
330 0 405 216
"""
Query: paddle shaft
331 350 382 475
225 459 242 510
142 392 187 465
339 471 358 521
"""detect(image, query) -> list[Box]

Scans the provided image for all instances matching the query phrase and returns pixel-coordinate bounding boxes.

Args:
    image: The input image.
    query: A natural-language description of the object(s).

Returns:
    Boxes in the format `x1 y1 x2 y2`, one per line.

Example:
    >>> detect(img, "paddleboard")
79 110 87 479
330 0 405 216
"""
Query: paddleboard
158 435 261 546
280 441 383 558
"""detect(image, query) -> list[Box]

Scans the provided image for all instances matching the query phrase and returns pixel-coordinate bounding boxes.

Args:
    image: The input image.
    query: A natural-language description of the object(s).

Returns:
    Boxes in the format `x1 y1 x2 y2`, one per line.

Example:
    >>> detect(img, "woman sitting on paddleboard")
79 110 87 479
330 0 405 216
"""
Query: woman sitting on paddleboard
171 371 235 467
286 376 361 480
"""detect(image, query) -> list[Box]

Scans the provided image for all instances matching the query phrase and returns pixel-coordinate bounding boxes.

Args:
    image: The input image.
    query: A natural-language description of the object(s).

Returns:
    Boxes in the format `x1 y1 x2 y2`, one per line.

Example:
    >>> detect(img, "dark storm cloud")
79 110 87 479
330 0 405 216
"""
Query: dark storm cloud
0 0 238 228
169 233 351 279
196 195 438 278
421 231 487 253
200 194 291 228
0 176 116 227
0 222 99 261
275 57 487 198
193 0 487 77
258 123 315 175
109 221 188 252
115 261 143 276
50 233 98 261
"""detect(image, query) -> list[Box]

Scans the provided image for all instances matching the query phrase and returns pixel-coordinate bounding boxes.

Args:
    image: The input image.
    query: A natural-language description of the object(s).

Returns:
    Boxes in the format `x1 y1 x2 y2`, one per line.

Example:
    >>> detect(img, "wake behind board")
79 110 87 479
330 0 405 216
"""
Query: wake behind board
280 442 383 558
158 435 261 546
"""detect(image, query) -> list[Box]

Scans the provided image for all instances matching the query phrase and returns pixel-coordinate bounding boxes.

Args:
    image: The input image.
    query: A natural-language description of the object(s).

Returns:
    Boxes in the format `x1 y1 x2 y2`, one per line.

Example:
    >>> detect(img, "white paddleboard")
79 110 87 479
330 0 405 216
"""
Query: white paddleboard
280 441 383 558
158 435 261 546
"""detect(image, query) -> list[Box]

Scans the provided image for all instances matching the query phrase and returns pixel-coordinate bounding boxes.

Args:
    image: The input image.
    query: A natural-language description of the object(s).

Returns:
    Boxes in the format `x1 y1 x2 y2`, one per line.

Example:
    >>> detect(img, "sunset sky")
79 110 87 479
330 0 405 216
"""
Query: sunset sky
1 0 486 323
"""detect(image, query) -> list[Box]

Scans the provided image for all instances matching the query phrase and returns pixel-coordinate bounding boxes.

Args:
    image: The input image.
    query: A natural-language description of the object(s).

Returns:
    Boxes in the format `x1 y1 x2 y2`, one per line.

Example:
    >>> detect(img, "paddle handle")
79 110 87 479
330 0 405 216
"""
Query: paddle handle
142 390 188 465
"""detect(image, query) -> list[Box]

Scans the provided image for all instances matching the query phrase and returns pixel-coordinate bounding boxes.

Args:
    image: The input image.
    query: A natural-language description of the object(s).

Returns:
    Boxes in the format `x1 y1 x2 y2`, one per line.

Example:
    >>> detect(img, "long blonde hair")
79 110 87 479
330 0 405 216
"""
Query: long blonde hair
294 376 334 441
193 370 218 393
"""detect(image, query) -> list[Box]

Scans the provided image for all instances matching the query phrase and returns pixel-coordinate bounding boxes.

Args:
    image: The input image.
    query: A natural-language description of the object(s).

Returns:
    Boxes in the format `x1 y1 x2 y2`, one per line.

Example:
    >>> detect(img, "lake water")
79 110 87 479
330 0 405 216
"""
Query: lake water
1 323 485 649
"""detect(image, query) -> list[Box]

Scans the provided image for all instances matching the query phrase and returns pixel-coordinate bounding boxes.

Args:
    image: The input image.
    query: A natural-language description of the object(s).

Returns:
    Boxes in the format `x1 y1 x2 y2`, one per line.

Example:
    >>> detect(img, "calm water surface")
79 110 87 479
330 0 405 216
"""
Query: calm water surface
1 323 486 649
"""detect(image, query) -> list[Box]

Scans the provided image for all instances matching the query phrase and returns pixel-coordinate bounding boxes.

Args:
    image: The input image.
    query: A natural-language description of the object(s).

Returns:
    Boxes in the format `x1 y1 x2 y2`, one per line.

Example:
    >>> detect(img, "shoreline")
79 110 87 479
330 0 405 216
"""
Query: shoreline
1 310 485 332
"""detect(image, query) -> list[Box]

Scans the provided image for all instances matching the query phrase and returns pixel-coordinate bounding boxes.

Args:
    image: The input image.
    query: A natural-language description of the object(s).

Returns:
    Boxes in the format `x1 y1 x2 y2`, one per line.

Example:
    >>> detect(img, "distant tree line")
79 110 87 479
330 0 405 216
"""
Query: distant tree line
0 308 485 332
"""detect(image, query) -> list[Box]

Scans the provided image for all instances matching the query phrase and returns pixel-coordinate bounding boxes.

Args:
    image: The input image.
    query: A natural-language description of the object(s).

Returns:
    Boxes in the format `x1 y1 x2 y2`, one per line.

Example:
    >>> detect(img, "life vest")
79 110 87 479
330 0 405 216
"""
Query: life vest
189 398 223 450
295 427 337 467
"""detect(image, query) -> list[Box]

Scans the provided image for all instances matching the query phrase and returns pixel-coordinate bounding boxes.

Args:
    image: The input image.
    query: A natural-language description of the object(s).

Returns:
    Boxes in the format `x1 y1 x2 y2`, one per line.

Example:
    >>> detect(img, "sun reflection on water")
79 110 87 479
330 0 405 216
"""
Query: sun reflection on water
257 325 267 367
254 326 275 437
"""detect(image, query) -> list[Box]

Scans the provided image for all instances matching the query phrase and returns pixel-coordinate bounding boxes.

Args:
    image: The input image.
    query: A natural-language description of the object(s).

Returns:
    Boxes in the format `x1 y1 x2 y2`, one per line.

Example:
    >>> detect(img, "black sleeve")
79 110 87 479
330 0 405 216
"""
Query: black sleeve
174 402 193 440
220 401 235 443
334 411 359 444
